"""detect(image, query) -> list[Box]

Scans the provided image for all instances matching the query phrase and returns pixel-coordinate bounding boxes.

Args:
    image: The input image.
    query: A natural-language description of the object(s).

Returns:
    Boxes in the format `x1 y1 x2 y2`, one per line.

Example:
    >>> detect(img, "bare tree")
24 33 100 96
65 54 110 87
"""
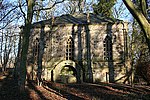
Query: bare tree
0 1 20 73
123 0 150 52
112 1 130 19
17 0 66 92
62 0 94 14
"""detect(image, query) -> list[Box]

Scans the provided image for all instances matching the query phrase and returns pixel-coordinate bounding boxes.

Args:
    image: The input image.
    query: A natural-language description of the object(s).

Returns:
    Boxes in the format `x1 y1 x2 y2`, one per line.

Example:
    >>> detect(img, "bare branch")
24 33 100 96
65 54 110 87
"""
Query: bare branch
0 6 18 22
18 2 26 20
34 0 65 11
0 16 19 30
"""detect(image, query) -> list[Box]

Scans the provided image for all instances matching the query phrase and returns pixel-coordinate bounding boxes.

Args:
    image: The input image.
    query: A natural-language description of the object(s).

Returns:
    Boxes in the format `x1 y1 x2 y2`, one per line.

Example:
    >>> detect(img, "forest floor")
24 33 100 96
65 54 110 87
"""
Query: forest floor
0 71 150 100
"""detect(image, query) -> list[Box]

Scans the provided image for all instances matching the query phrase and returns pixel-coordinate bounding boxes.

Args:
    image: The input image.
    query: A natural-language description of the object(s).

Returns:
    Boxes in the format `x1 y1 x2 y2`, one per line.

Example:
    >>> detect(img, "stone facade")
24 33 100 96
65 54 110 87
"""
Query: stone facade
26 13 130 83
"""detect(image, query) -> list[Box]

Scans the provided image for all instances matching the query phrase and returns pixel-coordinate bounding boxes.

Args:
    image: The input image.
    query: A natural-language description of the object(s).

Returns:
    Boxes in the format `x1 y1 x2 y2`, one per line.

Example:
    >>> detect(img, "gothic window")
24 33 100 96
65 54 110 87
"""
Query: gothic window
66 36 74 60
51 34 60 56
103 35 112 61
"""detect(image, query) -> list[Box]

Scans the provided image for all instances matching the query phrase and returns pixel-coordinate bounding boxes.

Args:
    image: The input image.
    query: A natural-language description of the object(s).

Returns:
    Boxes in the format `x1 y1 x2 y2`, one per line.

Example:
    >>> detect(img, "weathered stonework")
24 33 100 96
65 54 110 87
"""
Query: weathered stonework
26 13 130 84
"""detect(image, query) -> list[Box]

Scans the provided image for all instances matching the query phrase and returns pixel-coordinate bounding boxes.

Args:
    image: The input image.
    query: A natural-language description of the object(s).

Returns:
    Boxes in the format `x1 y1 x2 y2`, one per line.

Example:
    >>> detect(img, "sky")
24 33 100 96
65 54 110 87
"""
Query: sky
112 0 132 22
0 0 133 22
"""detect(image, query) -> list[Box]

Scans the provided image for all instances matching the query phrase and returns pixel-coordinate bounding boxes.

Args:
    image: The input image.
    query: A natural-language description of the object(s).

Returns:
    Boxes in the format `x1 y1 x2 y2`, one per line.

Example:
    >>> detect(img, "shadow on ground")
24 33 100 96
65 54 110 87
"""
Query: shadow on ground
0 71 30 100
0 71 150 100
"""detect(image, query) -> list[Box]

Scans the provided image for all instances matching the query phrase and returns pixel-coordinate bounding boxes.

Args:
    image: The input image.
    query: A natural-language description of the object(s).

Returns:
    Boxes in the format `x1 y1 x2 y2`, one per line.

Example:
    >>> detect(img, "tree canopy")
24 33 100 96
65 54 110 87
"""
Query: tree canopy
93 0 116 18
123 0 150 51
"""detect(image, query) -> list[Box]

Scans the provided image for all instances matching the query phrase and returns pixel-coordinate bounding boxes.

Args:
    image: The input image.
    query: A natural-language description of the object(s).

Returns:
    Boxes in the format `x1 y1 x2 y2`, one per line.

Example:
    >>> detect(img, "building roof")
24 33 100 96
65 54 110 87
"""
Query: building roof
32 13 122 28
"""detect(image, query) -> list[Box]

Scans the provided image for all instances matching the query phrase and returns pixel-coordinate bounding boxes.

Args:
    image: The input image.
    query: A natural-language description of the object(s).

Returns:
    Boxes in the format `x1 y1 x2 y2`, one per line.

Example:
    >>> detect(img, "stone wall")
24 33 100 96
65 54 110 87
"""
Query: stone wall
27 21 129 83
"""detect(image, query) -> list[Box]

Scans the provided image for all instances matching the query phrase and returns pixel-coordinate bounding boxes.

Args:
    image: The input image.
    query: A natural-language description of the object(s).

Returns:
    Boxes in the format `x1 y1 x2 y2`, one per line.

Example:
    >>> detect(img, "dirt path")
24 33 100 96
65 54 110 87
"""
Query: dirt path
0 72 67 100
0 72 150 100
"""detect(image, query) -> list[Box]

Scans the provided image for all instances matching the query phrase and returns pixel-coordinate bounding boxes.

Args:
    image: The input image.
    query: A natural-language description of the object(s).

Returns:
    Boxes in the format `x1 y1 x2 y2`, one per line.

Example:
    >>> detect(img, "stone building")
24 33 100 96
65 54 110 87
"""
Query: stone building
26 13 130 83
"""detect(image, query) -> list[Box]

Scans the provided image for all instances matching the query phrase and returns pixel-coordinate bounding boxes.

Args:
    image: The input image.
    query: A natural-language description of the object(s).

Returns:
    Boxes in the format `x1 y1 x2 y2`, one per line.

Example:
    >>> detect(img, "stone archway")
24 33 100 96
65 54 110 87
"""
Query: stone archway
60 65 77 83
53 60 78 83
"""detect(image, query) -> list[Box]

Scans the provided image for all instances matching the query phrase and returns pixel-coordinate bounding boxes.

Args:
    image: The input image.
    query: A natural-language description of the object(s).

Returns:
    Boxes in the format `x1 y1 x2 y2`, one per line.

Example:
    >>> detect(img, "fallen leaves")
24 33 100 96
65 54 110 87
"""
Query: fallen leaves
0 72 150 100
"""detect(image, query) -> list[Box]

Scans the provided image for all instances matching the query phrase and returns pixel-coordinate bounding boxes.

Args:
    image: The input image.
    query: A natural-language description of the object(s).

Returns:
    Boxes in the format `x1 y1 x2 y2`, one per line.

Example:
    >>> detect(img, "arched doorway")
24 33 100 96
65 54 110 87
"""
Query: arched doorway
59 65 77 83
52 60 78 83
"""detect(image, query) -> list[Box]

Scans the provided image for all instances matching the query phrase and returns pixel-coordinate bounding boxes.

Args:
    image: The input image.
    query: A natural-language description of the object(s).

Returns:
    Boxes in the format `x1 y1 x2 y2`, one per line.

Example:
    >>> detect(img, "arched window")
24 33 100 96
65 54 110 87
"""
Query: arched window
103 35 112 61
66 36 74 60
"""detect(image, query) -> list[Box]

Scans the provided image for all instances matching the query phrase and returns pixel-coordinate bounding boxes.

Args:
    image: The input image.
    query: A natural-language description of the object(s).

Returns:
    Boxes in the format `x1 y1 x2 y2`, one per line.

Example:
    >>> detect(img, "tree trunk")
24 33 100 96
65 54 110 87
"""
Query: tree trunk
18 0 34 92
123 0 150 51
14 34 22 79
37 26 45 86
19 26 30 92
